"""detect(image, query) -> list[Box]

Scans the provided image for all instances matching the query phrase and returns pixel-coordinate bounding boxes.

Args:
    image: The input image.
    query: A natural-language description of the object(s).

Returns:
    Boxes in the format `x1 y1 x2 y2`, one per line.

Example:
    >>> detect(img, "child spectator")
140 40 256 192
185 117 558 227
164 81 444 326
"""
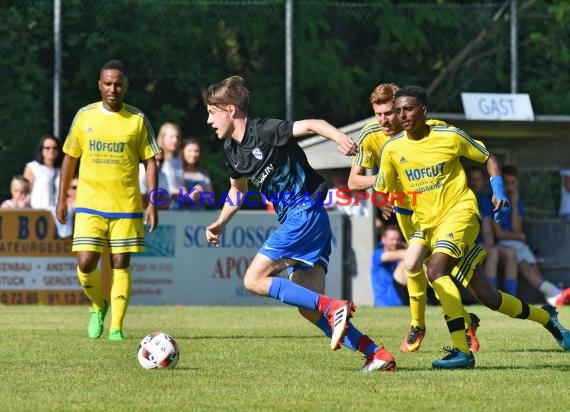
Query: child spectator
1 175 31 209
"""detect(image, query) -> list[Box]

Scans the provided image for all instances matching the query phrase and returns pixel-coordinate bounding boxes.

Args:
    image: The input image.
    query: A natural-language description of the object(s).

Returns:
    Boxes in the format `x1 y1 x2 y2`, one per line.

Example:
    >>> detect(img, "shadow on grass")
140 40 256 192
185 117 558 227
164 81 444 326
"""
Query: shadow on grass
481 348 567 353
465 364 570 371
388 364 570 373
363 363 570 372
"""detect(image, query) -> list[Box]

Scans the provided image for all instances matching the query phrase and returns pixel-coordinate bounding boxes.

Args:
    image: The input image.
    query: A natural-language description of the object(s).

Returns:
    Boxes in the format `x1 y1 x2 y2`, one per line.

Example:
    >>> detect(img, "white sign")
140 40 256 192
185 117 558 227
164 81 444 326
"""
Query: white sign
130 211 344 306
461 93 534 121
0 258 78 290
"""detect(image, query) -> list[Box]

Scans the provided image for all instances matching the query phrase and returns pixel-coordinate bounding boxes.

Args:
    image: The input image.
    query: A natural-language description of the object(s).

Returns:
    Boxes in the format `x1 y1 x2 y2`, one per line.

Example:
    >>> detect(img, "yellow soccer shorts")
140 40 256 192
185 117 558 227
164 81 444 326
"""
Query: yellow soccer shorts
395 211 415 244
409 209 486 287
72 212 145 253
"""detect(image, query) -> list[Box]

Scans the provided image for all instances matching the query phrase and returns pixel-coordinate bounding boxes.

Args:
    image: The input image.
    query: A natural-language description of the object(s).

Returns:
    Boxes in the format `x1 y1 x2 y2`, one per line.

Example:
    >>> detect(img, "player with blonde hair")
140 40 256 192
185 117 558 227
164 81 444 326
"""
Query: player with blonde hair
349 82 480 353
375 85 570 368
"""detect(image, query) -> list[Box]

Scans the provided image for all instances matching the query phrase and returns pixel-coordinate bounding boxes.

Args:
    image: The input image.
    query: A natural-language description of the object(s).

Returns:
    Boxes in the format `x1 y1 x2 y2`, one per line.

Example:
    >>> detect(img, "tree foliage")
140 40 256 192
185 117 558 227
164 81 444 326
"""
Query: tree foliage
1 0 569 200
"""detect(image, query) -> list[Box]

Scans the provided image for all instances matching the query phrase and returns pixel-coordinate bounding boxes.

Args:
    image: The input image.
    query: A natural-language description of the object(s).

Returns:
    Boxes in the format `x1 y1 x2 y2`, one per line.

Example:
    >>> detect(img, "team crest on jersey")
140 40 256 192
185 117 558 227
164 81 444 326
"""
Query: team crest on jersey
252 147 263 160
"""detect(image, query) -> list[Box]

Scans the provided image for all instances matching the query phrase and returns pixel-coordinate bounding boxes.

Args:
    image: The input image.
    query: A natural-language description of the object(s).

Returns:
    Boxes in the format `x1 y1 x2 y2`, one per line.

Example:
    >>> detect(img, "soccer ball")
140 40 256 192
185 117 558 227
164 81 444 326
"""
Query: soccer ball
137 332 180 370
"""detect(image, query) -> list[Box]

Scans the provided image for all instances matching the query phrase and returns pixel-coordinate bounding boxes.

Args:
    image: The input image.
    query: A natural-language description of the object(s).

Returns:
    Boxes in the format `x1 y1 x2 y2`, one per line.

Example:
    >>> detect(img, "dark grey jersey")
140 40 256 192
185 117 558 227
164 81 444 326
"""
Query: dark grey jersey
223 118 327 220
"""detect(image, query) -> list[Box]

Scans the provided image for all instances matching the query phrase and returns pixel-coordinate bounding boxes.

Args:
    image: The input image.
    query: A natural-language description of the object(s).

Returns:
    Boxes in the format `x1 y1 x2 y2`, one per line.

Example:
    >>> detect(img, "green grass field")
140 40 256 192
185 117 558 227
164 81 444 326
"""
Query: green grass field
2 304 570 411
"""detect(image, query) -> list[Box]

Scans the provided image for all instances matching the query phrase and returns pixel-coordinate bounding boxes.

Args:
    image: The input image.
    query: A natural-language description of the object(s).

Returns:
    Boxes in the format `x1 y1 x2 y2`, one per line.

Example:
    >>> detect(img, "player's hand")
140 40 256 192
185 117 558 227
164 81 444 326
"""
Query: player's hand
380 203 393 220
492 196 510 223
337 134 358 156
55 200 67 224
205 221 223 247
144 204 158 232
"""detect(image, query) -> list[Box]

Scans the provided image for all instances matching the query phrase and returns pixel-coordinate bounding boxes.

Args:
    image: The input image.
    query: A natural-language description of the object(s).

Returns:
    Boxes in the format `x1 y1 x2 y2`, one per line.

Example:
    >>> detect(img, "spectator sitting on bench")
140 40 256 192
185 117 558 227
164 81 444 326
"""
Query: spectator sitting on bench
370 225 408 307
467 165 518 295
493 165 570 306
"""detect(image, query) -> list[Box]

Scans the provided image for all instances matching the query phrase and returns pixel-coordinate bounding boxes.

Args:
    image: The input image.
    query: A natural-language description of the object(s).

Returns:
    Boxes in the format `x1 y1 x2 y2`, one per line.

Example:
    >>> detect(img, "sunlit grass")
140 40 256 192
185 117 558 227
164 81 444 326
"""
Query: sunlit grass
1 304 569 411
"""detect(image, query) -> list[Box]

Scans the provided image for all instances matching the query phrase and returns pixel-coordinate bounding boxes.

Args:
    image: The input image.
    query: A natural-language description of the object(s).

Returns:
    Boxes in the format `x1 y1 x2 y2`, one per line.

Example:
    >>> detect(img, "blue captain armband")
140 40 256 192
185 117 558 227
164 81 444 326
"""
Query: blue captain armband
392 206 413 215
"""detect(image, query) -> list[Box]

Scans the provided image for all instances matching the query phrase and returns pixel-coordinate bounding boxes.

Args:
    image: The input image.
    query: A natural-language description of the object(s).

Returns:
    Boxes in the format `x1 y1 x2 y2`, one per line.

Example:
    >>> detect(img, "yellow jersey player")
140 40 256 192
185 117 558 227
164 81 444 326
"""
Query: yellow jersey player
56 60 160 341
375 85 570 369
349 83 479 353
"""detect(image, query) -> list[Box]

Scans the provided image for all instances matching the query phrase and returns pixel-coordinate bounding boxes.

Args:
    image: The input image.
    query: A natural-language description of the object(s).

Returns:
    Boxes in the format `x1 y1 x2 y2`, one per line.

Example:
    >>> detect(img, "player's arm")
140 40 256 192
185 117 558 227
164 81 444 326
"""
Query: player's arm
206 177 248 247
56 154 78 224
373 150 397 219
292 119 357 156
380 249 407 262
347 164 376 191
457 131 510 222
348 130 376 190
484 154 511 223
143 156 158 232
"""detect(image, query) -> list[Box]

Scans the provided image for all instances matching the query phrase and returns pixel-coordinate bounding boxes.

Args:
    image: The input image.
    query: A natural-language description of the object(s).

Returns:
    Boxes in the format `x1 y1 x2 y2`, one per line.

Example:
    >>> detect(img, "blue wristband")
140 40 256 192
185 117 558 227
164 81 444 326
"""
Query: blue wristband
490 176 507 201
490 176 510 222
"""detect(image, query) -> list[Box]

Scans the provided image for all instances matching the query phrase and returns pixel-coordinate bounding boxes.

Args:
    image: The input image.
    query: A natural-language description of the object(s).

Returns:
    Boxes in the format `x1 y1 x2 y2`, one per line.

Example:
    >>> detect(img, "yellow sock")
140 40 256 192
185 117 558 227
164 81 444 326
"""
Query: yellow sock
497 291 550 325
407 269 427 328
110 267 132 331
77 267 104 310
432 276 470 354
429 280 472 329
463 309 471 329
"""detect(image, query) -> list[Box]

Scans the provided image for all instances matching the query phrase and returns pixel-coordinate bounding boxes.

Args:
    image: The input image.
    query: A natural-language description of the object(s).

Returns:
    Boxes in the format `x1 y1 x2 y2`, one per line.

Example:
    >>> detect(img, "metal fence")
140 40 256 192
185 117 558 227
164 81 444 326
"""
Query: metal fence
1 0 564 212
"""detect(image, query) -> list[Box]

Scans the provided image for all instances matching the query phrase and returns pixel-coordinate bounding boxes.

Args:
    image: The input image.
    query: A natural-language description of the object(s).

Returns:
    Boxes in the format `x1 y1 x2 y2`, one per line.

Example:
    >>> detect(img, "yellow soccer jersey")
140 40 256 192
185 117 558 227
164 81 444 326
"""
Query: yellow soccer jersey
374 124 489 230
356 119 450 211
352 120 389 169
64 102 160 217
354 118 449 170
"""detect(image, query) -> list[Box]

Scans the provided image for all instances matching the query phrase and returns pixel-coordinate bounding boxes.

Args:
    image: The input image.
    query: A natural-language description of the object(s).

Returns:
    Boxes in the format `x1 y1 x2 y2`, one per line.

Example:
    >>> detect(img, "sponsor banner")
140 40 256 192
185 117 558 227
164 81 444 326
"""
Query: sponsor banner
0 210 343 306
0 210 80 305
130 211 343 305
0 210 73 256
0 290 89 305
0 258 79 290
